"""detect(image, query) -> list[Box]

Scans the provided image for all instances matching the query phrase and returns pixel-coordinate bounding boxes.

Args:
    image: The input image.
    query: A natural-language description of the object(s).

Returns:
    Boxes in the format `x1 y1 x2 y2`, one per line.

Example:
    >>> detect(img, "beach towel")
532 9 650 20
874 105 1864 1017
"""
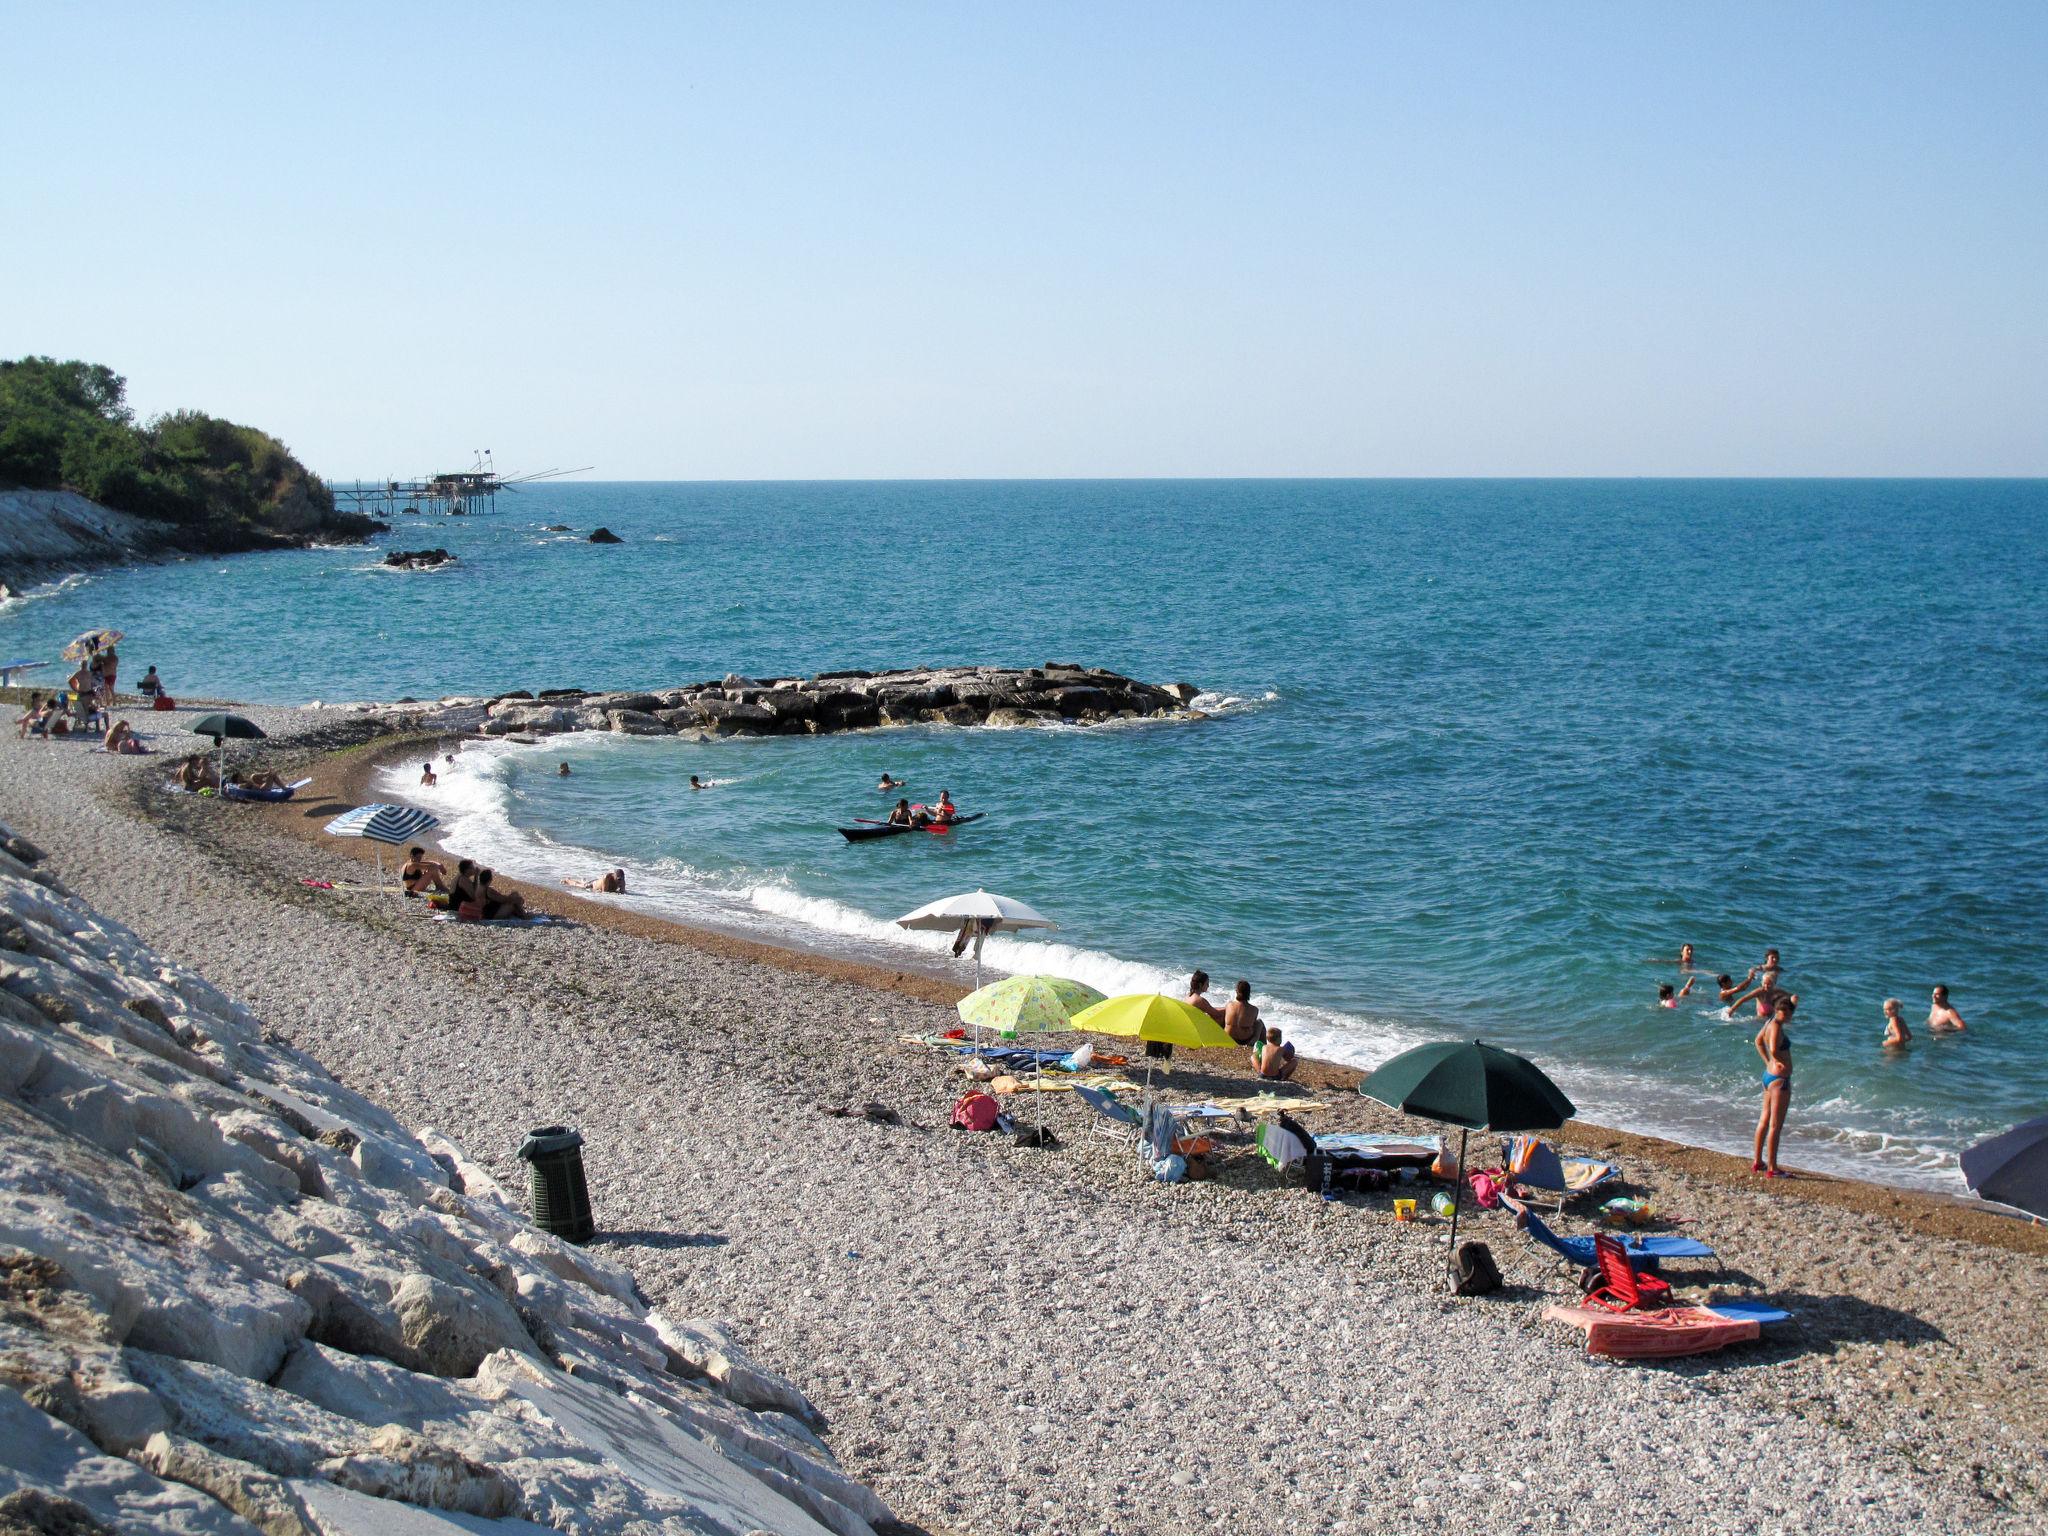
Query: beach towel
428 912 564 927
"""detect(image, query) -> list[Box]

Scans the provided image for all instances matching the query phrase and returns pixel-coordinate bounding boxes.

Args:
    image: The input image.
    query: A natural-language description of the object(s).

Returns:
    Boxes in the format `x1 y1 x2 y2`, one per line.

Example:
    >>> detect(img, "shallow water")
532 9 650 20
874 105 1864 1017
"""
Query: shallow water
8 479 2044 1190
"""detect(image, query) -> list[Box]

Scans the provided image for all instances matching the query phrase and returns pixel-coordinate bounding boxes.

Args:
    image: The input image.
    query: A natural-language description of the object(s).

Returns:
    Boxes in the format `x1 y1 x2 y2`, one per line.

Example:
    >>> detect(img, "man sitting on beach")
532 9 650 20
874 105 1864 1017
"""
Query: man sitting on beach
1223 979 1261 1044
136 665 162 699
1927 986 1968 1033
1253 1026 1298 1081
1186 970 1226 1025
15 694 49 739
400 847 447 897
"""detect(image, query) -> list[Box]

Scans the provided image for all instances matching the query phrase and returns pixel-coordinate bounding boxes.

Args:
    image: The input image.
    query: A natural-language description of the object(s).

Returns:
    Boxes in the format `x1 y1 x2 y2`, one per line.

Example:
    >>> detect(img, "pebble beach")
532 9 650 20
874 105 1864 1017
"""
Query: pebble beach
3 702 2044 1535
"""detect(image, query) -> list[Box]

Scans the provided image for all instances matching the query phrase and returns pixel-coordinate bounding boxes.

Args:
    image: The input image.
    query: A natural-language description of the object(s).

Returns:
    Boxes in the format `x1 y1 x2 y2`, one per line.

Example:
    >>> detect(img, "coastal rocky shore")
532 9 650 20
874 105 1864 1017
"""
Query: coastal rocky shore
351 663 1202 740
0 825 891 1535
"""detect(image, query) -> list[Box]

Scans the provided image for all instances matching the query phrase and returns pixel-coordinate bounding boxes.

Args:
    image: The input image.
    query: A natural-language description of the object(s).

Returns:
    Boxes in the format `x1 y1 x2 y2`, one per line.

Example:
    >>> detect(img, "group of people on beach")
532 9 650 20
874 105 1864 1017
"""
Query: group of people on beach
1658 943 1970 1179
397 847 531 920
1186 970 1298 1081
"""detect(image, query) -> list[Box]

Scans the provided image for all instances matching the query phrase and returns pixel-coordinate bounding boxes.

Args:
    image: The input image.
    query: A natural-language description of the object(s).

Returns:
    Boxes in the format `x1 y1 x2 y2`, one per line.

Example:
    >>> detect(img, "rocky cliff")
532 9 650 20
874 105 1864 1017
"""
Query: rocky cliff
0 824 891 1535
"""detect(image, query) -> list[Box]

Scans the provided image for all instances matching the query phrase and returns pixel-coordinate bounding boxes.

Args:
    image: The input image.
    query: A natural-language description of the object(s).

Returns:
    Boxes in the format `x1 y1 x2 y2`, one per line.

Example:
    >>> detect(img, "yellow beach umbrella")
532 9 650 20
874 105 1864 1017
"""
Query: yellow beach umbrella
1070 992 1237 1093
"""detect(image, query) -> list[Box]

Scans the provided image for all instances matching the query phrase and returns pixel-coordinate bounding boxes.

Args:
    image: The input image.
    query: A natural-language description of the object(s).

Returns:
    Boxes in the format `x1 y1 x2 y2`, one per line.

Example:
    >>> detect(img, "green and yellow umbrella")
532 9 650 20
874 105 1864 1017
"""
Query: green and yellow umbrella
1070 992 1237 1093
958 974 1108 1037
958 974 1109 1134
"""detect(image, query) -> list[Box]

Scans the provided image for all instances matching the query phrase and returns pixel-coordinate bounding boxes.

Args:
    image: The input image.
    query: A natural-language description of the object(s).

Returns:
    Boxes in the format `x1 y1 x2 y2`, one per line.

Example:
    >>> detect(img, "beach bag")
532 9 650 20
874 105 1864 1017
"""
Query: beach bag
1144 1040 1174 1061
152 693 175 711
1469 1170 1505 1209
949 1090 1000 1133
1150 1154 1187 1183
1452 1241 1503 1296
1013 1125 1058 1150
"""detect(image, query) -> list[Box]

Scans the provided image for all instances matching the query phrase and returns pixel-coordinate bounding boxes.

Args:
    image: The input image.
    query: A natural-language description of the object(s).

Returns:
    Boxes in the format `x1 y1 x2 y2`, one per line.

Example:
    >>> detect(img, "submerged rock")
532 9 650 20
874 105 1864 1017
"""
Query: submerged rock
586 528 623 544
379 548 452 570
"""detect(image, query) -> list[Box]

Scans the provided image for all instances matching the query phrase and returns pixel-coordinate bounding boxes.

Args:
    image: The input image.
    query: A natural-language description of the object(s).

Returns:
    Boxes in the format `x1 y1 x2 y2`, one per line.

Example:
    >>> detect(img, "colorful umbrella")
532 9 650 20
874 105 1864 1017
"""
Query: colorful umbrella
324 803 441 890
62 629 123 661
1359 1039 1575 1285
959 974 1108 1135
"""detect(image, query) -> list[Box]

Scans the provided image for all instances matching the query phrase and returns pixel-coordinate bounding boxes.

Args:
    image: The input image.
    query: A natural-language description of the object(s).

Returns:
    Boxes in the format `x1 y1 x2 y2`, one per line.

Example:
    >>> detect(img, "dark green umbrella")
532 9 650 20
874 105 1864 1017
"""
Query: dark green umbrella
190 713 266 785
1359 1040 1575 1286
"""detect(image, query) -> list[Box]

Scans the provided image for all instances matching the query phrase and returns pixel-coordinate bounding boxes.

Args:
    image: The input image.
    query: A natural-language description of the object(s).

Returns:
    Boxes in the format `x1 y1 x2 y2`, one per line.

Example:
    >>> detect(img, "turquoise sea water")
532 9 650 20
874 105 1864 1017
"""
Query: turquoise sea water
6 480 2044 1191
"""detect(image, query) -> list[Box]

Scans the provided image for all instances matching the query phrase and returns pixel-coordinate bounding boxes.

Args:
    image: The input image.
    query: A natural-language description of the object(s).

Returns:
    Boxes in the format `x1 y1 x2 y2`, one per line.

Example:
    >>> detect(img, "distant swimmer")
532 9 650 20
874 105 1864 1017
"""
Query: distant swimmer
1658 977 1696 1009
558 762 572 777
1647 943 1698 969
563 868 627 894
888 797 914 826
878 773 905 791
690 775 705 790
1716 974 1743 1006
1927 985 1968 1033
1882 998 1911 1049
1223 979 1261 1045
419 761 437 787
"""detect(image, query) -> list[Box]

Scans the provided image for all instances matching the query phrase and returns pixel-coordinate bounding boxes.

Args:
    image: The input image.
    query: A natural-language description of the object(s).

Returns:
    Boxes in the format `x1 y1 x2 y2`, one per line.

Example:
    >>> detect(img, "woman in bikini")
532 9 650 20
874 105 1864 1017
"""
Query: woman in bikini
1753 997 1796 1177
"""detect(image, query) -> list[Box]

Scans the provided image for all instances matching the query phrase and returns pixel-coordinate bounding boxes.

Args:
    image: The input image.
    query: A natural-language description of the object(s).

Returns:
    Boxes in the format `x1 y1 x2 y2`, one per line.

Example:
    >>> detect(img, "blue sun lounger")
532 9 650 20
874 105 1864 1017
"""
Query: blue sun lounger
1503 1195 1717 1274
1076 1085 1143 1143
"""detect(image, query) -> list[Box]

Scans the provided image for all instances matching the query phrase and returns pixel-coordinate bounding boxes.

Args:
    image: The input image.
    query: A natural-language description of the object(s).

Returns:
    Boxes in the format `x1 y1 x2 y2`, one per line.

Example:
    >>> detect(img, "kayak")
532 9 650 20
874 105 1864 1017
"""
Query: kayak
838 813 985 842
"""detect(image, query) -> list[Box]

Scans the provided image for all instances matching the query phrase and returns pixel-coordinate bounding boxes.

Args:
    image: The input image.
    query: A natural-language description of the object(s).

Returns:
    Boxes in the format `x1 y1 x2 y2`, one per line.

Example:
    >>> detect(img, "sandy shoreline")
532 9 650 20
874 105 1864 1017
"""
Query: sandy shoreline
306 719 2043 1256
7 703 2046 1533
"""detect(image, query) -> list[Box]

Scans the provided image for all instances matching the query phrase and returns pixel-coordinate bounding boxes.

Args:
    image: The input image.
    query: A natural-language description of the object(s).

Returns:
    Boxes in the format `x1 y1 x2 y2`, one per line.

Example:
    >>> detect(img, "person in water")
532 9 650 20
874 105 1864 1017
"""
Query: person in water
558 762 572 777
1927 986 1968 1033
1657 977 1695 1009
1725 966 1785 1019
1752 996 1795 1176
887 798 914 826
1881 998 1911 1049
1223 979 1262 1045
689 776 705 790
400 847 447 896
1185 970 1226 1025
877 773 904 790
563 868 627 894
1678 943 1696 970
1715 974 1742 1006
931 790 957 823
419 761 437 787
1254 1026 1299 1081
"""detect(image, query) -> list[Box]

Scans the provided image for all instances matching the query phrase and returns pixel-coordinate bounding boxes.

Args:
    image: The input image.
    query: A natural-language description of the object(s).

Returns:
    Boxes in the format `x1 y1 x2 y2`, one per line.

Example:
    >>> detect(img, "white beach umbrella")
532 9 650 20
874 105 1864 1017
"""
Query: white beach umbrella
324 803 441 891
896 889 1058 1048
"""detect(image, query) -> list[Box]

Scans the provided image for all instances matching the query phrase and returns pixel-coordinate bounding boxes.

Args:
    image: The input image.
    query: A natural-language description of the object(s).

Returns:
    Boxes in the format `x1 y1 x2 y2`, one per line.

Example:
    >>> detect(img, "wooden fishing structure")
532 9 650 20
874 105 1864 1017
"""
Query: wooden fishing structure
329 452 592 518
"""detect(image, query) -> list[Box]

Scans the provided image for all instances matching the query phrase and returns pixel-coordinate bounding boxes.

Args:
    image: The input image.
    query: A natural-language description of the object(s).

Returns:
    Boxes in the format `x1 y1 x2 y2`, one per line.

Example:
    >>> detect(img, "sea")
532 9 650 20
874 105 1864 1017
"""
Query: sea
6 480 2043 1194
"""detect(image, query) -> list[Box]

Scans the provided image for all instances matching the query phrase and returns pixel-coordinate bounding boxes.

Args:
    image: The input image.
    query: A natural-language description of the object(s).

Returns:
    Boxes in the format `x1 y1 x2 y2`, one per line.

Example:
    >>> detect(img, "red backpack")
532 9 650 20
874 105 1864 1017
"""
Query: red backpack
949 1090 1000 1132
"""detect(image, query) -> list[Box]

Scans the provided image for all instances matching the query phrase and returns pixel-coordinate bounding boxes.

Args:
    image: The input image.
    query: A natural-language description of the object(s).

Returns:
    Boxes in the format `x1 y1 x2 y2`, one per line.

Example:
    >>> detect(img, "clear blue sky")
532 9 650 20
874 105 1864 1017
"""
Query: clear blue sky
5 3 2044 477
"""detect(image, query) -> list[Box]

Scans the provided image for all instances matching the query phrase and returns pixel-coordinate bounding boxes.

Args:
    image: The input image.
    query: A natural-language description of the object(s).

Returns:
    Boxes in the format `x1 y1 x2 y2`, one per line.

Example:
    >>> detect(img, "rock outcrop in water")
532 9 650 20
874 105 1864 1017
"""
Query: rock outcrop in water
380 548 453 570
412 664 1209 740
0 826 891 1535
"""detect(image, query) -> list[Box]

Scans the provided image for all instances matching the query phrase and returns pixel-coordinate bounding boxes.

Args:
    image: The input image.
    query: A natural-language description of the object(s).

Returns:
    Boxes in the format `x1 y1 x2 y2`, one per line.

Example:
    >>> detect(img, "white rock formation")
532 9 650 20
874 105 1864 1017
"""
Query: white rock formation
0 821 891 1535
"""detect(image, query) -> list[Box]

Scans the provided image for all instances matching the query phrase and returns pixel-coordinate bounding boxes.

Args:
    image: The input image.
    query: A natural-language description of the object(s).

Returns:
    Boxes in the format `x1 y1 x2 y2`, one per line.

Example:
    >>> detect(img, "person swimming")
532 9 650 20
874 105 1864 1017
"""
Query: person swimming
420 761 437 787
689 775 705 790
877 773 905 790
558 762 572 777
1882 998 1911 1049
1658 977 1695 1009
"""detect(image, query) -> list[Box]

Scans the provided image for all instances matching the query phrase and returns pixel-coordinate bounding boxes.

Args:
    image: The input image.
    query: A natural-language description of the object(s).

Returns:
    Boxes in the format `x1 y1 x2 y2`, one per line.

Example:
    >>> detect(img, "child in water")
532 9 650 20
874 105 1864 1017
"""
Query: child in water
1657 977 1696 1009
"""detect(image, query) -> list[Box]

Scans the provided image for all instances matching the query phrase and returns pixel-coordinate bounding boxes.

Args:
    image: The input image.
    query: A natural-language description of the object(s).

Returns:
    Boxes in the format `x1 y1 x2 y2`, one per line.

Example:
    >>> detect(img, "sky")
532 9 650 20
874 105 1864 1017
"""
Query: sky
4 3 2045 478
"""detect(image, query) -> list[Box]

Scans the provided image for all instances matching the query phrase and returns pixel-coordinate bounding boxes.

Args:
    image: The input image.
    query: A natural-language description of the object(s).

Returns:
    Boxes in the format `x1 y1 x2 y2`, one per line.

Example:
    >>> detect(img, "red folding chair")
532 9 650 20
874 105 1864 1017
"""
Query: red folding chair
1585 1232 1674 1313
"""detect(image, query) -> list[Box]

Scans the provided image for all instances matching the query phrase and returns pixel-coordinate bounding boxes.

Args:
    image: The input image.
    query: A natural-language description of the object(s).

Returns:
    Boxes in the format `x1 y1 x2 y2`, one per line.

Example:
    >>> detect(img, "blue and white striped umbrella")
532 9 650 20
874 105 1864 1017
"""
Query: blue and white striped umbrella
324 803 441 845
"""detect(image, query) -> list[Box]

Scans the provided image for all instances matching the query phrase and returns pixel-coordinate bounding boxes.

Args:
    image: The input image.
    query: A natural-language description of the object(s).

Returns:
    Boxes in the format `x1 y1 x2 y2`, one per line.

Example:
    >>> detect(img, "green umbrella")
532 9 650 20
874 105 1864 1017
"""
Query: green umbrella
190 713 267 787
1358 1040 1575 1286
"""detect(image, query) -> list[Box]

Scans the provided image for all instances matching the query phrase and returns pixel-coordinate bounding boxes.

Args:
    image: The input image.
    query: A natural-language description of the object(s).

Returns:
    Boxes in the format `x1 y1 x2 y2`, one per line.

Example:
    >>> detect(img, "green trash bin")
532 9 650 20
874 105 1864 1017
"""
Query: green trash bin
517 1125 594 1244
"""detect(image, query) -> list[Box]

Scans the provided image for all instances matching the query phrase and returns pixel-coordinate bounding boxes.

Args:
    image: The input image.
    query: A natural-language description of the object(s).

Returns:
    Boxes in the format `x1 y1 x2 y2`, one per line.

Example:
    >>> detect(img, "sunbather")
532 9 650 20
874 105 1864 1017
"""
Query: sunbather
475 867 527 920
1185 970 1226 1025
562 868 626 893
177 754 219 791
400 847 447 896
440 858 480 910
1253 1025 1299 1081
227 769 289 793
1223 979 1262 1044
102 720 148 755
15 694 49 739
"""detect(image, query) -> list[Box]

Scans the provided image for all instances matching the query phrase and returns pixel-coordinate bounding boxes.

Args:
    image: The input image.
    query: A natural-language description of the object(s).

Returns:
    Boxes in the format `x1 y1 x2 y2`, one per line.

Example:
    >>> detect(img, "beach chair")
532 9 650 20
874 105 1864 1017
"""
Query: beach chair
1503 1194 1716 1276
1504 1136 1617 1208
1255 1116 1310 1171
1585 1233 1673 1313
1075 1085 1142 1144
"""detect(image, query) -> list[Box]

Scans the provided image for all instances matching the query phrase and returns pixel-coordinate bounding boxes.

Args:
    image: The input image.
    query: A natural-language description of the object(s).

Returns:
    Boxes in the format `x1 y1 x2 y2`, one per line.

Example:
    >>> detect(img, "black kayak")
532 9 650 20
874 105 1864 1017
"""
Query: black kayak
838 813 985 843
